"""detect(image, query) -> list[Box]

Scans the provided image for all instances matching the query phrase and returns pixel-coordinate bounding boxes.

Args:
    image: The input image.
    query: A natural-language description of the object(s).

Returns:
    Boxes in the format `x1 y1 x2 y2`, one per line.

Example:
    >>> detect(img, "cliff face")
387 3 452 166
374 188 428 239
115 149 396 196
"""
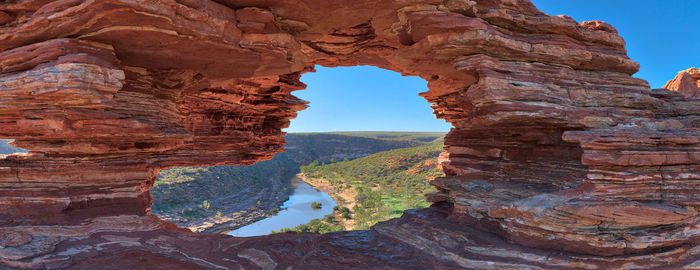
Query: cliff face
0 0 698 269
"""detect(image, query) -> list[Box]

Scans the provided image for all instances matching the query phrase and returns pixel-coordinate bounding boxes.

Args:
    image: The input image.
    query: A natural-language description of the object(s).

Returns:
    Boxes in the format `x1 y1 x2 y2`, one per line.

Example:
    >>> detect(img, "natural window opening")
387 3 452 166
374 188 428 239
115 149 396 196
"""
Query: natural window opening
151 66 451 236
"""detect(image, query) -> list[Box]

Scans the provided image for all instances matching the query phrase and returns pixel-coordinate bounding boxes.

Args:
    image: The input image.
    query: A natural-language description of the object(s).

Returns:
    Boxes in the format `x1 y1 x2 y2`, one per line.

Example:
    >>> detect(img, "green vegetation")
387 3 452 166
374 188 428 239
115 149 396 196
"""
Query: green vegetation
272 206 350 234
282 142 444 232
334 206 352 220
151 133 434 228
201 200 211 210
310 202 322 209
272 217 345 234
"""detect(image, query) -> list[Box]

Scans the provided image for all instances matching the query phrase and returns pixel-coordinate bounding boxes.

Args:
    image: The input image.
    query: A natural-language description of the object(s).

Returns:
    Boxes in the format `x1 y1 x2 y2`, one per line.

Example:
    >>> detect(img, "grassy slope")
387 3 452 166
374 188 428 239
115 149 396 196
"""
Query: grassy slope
276 141 444 233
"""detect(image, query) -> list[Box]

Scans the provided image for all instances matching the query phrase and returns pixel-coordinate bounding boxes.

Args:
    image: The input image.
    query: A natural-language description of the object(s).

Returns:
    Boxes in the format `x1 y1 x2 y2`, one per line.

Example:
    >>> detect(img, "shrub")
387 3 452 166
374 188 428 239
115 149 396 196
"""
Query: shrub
201 200 211 209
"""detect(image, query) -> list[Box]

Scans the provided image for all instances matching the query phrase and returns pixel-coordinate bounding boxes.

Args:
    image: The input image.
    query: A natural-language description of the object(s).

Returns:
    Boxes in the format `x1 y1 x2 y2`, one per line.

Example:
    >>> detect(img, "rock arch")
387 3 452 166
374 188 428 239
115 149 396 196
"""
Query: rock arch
0 0 698 268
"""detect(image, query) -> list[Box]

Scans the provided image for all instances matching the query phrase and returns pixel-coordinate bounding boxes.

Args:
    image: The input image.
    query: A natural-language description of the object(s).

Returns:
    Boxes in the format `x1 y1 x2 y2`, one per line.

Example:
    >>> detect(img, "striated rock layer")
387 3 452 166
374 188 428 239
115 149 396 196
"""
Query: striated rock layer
0 0 698 268
665 68 700 98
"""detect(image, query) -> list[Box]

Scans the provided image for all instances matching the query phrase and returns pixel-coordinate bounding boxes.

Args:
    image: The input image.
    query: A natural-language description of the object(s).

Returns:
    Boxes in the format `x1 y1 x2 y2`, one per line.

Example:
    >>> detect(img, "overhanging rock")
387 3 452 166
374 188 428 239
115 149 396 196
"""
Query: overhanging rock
0 0 698 268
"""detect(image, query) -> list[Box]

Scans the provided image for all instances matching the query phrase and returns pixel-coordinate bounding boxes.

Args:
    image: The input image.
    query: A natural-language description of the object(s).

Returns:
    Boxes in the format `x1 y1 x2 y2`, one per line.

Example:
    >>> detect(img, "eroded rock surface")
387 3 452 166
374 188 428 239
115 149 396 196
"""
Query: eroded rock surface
665 68 700 98
0 0 698 269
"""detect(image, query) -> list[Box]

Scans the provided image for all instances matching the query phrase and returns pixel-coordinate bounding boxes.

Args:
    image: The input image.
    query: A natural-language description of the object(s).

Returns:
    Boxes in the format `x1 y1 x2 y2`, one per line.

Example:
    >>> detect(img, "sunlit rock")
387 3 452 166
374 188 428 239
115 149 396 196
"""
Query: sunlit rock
0 0 698 268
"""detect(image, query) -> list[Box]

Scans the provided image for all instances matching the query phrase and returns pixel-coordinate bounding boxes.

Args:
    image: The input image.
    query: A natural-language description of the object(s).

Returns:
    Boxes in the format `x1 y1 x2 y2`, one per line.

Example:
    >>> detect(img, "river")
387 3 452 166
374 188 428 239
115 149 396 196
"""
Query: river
227 176 337 237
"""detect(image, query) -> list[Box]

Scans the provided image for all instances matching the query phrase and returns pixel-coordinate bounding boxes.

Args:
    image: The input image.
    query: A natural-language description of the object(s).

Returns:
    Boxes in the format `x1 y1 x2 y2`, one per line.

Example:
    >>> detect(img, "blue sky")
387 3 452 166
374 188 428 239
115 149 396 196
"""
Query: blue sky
531 0 699 88
286 66 448 132
286 1 698 133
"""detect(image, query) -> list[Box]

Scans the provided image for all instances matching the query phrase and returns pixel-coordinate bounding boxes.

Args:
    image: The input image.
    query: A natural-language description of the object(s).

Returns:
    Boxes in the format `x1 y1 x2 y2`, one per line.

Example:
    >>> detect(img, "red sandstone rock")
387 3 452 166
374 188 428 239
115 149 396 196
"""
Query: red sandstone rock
0 11 10 25
0 231 31 248
580 20 618 34
665 67 700 98
0 0 698 269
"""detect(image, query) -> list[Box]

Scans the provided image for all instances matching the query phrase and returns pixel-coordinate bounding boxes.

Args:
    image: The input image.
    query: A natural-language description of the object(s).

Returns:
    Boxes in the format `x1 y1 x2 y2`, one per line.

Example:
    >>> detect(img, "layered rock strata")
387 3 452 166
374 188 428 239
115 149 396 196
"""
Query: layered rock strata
0 0 698 268
665 68 700 98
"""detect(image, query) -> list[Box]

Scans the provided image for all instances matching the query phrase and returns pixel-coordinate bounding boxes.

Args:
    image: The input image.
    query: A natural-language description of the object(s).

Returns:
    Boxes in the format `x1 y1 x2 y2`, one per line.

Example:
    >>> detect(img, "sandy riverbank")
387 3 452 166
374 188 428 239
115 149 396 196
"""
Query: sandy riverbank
297 173 357 229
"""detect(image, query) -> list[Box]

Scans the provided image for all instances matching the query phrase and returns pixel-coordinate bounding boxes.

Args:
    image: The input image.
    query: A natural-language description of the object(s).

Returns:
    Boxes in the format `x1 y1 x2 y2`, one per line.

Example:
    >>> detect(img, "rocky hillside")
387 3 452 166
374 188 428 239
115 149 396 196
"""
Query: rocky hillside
151 132 441 232
277 142 444 233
